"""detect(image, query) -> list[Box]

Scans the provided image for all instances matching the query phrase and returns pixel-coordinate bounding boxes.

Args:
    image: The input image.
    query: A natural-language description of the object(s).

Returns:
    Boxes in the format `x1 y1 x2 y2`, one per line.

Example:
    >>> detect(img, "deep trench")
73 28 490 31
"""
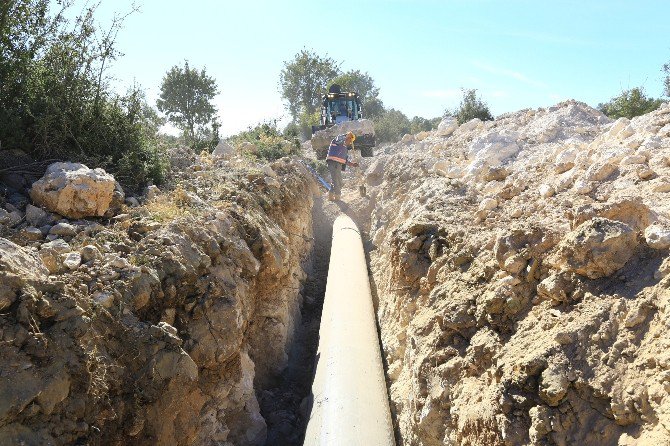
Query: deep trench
258 195 334 446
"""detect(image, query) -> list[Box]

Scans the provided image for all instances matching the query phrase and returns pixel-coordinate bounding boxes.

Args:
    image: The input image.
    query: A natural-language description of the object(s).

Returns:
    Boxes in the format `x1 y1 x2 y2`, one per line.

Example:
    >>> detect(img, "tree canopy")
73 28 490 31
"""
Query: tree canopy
157 61 219 146
279 49 340 121
597 87 663 119
0 0 167 189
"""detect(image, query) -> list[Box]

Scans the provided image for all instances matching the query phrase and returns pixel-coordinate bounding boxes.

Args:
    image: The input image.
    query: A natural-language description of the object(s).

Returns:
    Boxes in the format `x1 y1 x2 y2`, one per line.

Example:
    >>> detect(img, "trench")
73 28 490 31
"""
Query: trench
258 195 334 446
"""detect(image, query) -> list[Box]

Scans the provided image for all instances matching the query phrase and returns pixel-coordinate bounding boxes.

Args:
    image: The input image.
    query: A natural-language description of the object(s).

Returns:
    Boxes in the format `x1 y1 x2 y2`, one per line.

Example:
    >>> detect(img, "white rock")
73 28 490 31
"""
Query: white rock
459 118 482 133
645 225 670 249
574 179 594 195
583 161 617 182
42 239 71 253
467 130 521 176
607 117 631 138
93 291 115 309
433 160 464 179
539 184 555 198
479 198 498 211
63 252 82 270
104 254 130 269
30 162 118 219
436 117 458 137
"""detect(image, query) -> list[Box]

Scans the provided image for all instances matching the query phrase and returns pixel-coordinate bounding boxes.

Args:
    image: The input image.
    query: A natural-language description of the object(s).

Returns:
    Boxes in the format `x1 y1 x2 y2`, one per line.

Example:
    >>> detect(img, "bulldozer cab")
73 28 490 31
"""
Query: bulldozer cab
321 85 362 126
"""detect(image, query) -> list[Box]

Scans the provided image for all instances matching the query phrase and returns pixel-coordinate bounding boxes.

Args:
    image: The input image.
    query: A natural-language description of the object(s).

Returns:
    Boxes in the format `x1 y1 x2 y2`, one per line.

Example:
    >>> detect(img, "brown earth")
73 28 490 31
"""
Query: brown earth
3 99 670 446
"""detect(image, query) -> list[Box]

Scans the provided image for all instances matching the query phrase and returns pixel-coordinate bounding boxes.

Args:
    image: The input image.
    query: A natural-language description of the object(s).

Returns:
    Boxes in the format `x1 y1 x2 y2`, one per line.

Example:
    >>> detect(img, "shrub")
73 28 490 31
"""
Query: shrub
597 87 664 119
374 109 411 143
230 121 301 161
410 116 441 134
448 89 494 124
0 1 167 190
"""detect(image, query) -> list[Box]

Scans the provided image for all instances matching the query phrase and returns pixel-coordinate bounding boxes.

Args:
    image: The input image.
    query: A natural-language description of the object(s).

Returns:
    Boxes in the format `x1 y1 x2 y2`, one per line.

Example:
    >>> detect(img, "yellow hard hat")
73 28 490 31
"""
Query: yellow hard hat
346 132 356 141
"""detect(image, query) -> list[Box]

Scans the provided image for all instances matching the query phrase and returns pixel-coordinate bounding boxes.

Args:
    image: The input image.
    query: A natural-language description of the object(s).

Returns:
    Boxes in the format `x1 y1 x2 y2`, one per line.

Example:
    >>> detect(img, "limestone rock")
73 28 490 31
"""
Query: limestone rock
436 117 458 137
62 252 81 270
30 162 117 218
645 225 670 249
550 217 638 279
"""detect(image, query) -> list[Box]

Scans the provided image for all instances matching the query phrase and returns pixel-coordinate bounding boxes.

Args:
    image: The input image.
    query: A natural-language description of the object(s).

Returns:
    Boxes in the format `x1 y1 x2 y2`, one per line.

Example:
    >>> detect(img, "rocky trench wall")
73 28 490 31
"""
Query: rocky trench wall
0 159 315 445
364 102 670 445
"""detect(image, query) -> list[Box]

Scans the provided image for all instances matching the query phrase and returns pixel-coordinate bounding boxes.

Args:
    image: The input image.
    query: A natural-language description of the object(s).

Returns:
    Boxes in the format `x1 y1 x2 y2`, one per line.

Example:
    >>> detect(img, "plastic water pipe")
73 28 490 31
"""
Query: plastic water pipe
303 215 395 446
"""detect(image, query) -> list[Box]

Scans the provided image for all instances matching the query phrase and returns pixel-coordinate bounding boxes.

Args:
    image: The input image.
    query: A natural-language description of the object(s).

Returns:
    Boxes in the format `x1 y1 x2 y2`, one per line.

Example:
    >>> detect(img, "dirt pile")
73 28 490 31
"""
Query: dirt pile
363 101 670 445
0 153 315 445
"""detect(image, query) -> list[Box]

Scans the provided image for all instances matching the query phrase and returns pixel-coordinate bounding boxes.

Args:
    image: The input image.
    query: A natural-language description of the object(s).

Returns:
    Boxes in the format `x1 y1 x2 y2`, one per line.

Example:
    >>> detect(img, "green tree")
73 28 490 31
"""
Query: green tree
375 108 411 143
597 87 663 119
0 0 167 190
279 49 340 121
663 62 670 97
410 116 440 134
448 89 493 124
157 61 219 146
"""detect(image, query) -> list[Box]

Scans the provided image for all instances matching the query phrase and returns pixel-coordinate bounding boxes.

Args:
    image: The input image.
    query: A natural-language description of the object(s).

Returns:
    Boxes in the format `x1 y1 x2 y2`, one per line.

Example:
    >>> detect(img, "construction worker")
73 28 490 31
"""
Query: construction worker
326 131 358 201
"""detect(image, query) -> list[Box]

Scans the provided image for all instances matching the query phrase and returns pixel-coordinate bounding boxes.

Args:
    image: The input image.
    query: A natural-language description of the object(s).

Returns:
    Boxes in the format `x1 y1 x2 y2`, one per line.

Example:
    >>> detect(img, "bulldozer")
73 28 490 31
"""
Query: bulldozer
311 84 376 159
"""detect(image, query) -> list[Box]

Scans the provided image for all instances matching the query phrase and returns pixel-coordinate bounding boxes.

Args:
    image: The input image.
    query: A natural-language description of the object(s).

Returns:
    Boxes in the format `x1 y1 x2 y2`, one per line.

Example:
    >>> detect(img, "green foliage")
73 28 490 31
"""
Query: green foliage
410 116 440 134
279 49 340 121
363 96 386 120
448 89 494 124
664 62 670 97
230 121 301 161
598 87 664 119
297 109 321 140
0 0 167 190
157 61 219 148
374 109 411 143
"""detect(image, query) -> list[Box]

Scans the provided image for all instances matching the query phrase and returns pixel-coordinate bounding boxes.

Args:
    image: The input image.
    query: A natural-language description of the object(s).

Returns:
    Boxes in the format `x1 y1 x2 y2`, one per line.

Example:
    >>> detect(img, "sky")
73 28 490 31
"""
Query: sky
86 0 670 137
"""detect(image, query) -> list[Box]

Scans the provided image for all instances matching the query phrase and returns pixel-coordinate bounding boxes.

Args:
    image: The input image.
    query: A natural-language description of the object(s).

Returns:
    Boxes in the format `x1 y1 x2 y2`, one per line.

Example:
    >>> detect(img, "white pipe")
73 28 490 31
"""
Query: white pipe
303 215 395 446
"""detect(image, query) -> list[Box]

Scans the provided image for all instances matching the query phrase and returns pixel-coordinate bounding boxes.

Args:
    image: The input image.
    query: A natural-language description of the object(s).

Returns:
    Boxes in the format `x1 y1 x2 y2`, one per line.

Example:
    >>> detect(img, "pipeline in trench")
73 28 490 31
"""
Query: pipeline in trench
258 195 396 445
258 196 333 446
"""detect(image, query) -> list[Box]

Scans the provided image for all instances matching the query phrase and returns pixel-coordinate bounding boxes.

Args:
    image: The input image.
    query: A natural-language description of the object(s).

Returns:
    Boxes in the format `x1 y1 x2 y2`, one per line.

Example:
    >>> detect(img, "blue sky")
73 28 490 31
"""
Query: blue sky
89 0 670 136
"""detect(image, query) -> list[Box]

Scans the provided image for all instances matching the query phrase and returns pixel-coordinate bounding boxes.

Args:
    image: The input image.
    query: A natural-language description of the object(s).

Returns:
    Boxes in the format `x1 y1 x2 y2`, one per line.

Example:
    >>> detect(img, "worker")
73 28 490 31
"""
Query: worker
326 131 359 201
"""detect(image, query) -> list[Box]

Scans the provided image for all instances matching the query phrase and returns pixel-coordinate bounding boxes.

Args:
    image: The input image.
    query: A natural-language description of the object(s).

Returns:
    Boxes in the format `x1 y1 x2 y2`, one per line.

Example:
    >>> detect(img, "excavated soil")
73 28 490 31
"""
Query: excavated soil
4 99 670 446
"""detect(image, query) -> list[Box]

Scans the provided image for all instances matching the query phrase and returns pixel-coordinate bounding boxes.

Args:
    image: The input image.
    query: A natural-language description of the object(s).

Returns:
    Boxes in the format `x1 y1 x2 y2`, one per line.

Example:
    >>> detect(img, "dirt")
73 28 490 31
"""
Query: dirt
4 100 670 446
361 101 670 445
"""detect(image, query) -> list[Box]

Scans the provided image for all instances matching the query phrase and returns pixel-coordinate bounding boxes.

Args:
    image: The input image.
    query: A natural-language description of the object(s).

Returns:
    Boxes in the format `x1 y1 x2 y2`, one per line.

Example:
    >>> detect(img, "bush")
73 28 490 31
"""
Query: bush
230 121 301 161
597 87 664 119
374 109 411 143
0 1 167 191
448 89 494 124
410 116 441 134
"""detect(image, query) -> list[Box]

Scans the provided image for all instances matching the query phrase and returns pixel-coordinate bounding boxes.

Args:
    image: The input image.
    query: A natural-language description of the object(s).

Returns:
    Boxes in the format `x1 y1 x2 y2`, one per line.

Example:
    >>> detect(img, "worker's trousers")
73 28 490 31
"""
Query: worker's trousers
327 159 344 196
